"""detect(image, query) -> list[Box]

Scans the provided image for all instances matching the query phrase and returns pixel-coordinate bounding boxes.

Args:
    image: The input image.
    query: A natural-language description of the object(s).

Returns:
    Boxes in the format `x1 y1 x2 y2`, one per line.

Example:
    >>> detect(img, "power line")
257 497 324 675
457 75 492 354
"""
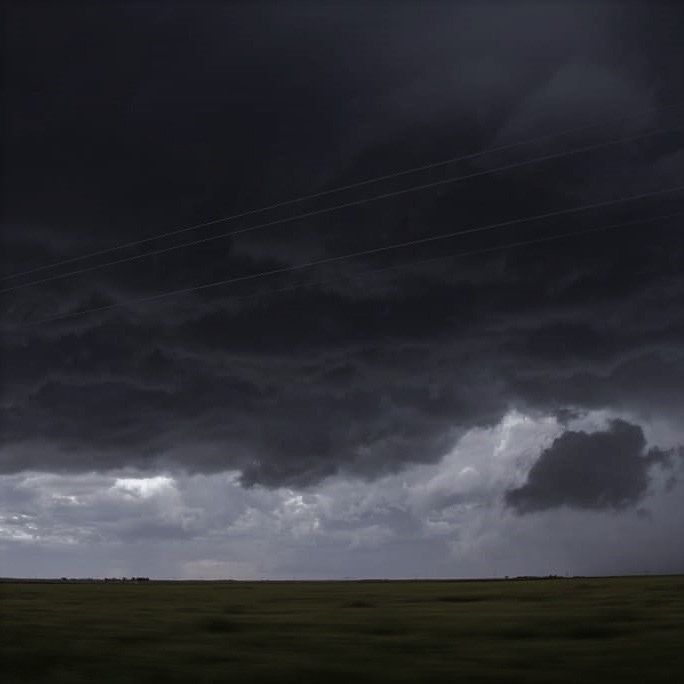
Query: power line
2 126 679 295
16 186 683 327
2 101 681 282
19 209 682 328
217 210 684 307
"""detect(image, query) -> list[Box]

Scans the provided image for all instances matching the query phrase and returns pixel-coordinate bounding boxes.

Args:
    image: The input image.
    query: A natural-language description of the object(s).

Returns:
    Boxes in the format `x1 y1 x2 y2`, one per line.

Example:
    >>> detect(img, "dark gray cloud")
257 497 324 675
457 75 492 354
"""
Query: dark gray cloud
1 1 683 488
505 419 672 513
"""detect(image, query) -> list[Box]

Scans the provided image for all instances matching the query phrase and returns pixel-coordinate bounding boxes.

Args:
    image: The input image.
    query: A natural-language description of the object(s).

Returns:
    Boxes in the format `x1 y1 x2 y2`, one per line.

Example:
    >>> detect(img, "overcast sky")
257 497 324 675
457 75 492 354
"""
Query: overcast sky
1 1 683 579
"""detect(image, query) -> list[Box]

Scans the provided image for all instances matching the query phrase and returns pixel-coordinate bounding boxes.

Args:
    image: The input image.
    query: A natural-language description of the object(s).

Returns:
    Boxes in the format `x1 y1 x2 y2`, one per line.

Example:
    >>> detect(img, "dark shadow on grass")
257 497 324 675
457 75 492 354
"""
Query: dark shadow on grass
345 600 375 608
493 627 544 640
436 594 491 603
494 621 629 641
114 633 159 646
199 617 245 633
362 623 409 636
564 624 628 639
222 602 248 614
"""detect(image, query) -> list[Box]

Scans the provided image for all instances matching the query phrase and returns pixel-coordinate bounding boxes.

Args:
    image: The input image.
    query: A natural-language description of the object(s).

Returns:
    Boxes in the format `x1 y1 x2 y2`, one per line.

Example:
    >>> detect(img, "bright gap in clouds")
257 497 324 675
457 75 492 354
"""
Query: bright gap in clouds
0 410 682 579
112 476 175 499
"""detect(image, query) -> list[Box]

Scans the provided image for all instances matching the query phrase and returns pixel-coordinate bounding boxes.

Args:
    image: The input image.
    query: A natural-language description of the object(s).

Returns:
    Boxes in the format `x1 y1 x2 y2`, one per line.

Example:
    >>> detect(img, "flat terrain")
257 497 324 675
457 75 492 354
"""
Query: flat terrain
1 576 682 683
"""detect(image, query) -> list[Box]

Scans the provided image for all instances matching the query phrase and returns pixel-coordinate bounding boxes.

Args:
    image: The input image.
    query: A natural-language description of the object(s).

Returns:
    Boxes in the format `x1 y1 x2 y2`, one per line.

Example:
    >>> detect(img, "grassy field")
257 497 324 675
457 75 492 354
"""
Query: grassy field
1 576 682 683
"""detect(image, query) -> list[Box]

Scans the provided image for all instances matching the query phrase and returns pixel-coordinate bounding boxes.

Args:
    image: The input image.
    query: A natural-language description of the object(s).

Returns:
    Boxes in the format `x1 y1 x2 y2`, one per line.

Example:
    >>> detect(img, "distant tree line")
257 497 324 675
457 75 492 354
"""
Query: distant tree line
100 577 150 582
58 577 151 583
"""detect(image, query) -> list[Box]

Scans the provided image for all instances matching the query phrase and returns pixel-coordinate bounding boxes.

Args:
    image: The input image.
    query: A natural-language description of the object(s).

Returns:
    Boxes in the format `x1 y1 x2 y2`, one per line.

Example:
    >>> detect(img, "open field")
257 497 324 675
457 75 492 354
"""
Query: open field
1 576 683 683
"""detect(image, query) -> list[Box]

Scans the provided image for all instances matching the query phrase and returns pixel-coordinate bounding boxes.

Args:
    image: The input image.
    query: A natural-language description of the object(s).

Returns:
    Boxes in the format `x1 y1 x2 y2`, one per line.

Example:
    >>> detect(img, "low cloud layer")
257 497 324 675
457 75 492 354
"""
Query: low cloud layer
505 419 673 513
2 412 682 579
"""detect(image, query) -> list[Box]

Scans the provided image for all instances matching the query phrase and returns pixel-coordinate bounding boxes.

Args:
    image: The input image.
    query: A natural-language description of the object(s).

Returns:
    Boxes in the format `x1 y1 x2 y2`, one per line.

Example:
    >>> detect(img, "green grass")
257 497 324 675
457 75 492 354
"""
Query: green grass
1 576 683 683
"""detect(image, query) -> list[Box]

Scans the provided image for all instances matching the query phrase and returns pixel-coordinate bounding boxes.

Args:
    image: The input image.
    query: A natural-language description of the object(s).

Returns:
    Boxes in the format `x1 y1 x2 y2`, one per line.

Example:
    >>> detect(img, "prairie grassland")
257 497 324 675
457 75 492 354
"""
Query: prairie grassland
1 576 682 683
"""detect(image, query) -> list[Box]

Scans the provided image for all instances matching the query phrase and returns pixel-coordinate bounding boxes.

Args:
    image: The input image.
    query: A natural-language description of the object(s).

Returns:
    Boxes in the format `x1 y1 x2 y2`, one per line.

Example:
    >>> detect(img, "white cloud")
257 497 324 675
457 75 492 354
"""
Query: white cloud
112 475 175 499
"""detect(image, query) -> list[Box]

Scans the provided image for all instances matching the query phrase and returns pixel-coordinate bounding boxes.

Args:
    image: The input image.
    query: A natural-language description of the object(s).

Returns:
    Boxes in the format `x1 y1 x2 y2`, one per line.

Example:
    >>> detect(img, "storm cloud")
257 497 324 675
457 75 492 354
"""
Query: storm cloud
505 419 673 513
2 2 683 487
1 2 683 577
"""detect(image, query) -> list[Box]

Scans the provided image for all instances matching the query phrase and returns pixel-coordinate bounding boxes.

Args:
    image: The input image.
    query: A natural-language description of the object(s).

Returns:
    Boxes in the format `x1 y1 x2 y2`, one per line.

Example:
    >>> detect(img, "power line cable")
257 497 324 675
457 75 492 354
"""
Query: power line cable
3 101 681 282
16 186 683 326
218 210 684 307
2 126 679 295
20 209 682 329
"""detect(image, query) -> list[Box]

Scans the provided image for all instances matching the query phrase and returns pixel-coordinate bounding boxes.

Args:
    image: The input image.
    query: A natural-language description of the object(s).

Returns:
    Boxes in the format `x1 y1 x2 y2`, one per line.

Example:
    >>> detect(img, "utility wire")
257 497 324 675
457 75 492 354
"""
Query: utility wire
17 186 683 326
1 126 679 295
2 100 681 282
211 210 684 307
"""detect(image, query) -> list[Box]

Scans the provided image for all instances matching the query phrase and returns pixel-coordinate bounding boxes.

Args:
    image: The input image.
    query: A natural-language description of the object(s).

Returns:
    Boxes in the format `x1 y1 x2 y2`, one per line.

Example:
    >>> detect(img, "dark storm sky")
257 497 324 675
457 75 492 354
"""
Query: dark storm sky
1 1 683 578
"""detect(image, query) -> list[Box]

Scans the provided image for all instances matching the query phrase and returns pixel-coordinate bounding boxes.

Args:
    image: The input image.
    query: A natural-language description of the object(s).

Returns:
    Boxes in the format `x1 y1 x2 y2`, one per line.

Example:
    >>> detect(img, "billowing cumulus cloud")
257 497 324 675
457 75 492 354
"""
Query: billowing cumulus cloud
505 420 673 513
